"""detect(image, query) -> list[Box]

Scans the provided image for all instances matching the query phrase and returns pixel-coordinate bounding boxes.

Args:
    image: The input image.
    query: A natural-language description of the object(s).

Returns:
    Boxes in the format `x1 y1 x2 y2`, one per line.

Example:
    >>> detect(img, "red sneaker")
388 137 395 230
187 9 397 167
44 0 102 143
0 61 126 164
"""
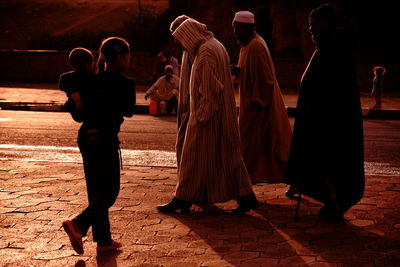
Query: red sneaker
96 240 122 253
62 220 84 254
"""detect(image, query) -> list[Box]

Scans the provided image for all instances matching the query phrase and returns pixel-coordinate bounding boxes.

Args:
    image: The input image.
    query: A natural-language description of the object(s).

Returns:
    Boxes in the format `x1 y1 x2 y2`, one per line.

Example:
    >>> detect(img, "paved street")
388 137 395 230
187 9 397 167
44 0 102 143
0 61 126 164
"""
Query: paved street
0 111 177 151
0 108 400 266
1 161 400 266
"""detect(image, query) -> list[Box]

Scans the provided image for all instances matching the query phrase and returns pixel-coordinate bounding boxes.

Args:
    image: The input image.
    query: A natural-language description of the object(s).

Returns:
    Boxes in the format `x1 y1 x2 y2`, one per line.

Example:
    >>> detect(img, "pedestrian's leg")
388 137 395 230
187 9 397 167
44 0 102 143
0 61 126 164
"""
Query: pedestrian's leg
62 130 93 254
72 163 96 237
158 101 168 115
373 94 382 109
157 197 192 213
294 191 302 221
285 184 297 198
166 98 173 114
376 94 382 108
90 146 121 248
232 193 258 215
167 96 178 114
72 132 99 237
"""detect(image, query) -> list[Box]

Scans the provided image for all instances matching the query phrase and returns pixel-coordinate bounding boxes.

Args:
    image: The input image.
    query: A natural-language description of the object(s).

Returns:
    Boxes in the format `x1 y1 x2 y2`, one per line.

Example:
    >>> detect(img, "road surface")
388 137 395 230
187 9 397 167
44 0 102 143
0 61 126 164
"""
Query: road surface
0 110 399 174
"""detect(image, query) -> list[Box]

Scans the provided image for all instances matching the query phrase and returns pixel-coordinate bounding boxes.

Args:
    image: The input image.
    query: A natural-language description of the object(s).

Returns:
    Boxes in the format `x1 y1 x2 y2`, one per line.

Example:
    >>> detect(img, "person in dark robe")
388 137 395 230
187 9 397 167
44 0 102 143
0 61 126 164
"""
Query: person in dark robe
284 4 365 221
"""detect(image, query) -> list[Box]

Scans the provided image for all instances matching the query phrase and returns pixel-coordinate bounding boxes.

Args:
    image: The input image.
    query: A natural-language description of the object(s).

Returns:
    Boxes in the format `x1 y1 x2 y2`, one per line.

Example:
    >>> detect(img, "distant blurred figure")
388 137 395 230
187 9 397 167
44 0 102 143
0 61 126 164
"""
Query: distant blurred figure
151 47 180 83
285 4 365 221
371 66 386 109
232 11 292 184
157 17 257 215
58 47 95 122
145 64 179 115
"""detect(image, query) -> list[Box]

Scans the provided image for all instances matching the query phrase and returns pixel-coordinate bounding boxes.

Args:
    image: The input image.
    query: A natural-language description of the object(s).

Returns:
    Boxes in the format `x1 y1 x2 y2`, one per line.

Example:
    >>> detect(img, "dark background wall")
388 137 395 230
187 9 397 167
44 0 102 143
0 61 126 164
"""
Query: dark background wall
166 0 399 91
1 50 393 93
168 0 399 62
0 0 398 91
0 50 156 86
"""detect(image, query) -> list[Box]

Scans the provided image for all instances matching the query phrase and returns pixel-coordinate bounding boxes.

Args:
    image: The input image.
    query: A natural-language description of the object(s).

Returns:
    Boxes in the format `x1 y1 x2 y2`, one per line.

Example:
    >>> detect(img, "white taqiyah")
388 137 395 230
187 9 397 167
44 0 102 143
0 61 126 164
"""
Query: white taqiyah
165 64 173 71
233 11 255 24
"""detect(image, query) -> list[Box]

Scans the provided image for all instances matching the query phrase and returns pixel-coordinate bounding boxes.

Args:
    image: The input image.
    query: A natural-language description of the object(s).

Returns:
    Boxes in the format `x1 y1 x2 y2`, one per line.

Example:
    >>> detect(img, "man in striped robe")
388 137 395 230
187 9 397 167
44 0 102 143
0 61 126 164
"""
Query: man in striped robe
157 18 257 214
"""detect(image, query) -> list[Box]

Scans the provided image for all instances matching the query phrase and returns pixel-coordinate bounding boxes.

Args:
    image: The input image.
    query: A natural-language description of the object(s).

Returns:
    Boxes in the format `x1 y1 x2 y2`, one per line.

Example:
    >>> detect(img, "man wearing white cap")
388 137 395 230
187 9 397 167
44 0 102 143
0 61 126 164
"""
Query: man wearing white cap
233 11 292 184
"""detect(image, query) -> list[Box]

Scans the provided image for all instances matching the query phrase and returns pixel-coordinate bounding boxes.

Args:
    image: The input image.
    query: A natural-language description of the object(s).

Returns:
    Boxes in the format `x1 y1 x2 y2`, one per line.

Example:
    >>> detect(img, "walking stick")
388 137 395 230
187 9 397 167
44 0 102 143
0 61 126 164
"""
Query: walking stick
294 190 302 221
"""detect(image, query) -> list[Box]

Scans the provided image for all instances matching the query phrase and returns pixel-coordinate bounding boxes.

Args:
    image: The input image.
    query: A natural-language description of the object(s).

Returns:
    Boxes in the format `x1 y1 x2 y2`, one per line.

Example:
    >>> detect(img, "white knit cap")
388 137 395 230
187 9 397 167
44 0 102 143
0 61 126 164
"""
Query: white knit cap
165 64 173 71
233 11 255 24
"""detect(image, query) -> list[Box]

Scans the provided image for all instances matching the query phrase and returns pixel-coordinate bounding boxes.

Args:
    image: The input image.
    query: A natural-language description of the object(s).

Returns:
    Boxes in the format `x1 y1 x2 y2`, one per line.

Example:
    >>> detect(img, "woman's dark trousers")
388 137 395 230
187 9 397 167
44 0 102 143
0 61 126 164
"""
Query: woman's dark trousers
73 130 120 244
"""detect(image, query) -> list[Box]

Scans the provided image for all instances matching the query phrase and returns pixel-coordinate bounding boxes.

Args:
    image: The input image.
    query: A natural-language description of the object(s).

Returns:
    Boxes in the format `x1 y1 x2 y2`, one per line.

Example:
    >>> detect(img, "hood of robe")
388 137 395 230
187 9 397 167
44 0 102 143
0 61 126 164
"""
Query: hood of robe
172 18 214 57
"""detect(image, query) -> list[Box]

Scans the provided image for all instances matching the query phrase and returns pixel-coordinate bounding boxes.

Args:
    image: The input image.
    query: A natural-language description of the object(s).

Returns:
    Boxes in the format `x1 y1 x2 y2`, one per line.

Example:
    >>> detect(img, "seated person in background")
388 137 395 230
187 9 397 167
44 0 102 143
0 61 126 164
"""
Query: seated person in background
145 65 179 115
58 47 95 121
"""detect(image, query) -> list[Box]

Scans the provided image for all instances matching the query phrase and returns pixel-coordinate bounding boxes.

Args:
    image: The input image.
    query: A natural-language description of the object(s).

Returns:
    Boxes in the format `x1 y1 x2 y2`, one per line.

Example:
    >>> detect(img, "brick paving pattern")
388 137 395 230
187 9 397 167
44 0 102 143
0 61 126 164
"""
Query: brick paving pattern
1 160 399 266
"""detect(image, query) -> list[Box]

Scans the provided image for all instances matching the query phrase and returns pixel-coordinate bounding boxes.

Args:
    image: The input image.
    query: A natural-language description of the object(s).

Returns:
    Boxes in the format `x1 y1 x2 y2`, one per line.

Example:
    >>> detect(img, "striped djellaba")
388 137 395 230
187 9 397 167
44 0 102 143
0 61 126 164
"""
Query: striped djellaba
172 18 254 203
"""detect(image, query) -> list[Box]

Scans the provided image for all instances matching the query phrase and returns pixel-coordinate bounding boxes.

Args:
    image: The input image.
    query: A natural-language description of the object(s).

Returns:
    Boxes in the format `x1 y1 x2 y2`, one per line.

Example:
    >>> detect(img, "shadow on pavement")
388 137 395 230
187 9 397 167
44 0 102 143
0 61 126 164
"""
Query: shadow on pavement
255 201 400 266
165 200 400 266
168 203 307 266
95 250 122 267
74 251 122 267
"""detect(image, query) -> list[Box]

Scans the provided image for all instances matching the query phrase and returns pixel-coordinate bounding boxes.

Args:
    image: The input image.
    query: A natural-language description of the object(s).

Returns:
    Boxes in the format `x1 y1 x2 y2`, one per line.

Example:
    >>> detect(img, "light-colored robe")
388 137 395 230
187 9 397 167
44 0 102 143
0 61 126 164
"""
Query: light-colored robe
175 51 191 168
173 18 254 203
146 75 179 102
238 34 292 184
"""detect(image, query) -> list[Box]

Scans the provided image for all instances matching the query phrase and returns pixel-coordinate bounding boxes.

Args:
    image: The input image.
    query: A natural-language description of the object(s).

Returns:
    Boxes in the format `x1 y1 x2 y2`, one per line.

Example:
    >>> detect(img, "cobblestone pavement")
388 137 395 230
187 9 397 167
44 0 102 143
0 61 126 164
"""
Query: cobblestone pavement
1 160 399 266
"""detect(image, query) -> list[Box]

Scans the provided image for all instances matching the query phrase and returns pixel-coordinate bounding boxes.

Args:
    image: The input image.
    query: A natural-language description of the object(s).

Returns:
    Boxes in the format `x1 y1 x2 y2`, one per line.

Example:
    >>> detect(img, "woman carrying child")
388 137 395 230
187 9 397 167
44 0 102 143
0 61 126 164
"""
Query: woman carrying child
62 37 136 254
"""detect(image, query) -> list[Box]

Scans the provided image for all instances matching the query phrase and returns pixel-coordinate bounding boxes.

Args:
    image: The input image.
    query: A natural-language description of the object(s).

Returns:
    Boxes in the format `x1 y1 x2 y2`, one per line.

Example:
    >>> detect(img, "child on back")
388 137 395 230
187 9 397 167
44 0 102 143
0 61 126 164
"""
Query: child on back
58 47 95 121
62 37 136 255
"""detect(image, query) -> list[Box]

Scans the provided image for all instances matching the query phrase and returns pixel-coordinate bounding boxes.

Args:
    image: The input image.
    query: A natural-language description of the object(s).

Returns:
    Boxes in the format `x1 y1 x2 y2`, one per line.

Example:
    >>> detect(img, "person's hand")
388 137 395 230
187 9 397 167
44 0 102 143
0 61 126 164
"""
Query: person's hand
144 93 150 100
